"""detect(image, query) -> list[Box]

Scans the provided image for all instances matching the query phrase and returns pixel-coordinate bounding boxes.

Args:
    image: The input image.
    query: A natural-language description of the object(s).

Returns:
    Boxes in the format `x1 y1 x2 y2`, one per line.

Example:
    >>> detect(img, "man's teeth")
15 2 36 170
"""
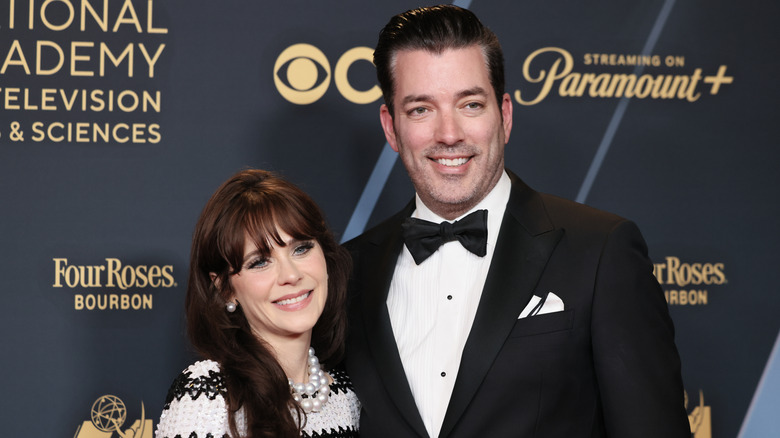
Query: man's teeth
437 157 469 166
276 291 311 305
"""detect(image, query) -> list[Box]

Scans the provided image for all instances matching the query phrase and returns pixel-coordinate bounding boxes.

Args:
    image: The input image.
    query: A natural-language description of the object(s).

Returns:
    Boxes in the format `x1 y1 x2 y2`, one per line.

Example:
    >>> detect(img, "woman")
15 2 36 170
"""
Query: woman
156 169 359 438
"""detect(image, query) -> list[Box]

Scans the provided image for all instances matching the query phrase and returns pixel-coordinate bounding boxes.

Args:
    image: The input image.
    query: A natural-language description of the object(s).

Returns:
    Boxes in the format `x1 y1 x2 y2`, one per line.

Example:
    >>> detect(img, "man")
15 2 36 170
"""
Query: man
344 5 690 437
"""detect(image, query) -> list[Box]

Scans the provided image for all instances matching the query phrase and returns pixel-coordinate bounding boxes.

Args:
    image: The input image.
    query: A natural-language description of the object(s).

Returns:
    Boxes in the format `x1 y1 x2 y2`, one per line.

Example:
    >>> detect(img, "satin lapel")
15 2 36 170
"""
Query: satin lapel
359 204 429 437
439 175 564 437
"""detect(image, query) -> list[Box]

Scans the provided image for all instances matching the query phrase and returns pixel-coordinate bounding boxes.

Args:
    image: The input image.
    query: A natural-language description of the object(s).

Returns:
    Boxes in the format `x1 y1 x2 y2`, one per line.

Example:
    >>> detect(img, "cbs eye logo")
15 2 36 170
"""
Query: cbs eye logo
274 44 381 105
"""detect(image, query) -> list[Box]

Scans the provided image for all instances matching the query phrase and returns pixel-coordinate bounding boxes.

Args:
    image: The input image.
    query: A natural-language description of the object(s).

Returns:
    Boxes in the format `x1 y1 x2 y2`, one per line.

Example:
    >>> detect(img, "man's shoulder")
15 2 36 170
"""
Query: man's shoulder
538 192 624 224
507 186 652 262
506 172 628 234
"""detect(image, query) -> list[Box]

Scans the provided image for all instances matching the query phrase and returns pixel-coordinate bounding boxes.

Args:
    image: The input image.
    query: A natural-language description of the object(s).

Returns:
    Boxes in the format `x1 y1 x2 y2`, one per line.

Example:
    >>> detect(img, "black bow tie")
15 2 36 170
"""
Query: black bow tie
401 209 488 265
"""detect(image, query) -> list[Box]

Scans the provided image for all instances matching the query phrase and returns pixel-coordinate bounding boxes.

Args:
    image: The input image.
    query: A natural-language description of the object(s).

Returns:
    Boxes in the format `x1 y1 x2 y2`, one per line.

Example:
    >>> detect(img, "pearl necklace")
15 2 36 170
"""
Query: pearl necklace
288 347 330 413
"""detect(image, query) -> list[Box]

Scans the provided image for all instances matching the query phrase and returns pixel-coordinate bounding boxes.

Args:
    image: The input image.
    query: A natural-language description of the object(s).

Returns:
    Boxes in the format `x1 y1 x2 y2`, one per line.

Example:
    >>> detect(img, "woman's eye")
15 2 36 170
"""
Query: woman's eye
247 258 268 269
294 242 315 255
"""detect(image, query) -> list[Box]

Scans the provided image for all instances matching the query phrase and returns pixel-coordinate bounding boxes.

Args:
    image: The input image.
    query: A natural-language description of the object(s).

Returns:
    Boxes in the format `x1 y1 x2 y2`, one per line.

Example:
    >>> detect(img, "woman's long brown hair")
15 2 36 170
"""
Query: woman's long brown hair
185 169 351 437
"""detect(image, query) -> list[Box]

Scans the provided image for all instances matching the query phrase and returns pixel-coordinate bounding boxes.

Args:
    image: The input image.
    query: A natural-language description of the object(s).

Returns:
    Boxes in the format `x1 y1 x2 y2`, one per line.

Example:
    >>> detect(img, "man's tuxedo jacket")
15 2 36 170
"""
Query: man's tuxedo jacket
343 171 690 437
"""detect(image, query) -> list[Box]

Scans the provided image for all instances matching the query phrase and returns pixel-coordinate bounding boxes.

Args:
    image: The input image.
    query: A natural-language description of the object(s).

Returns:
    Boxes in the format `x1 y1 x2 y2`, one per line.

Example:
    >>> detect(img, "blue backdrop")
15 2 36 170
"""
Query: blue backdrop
1 1 778 437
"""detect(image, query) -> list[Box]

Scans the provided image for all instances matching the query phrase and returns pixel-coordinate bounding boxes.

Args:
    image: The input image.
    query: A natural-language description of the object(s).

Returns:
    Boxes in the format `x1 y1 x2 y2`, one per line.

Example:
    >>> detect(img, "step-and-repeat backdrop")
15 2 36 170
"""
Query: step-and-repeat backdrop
1 1 778 437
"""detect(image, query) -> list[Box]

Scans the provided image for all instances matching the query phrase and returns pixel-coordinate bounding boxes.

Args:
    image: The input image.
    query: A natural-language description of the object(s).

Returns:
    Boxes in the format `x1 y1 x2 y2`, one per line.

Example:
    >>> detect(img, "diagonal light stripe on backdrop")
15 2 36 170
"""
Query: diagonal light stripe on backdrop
341 0 474 243
341 143 398 242
738 329 780 437
575 0 676 203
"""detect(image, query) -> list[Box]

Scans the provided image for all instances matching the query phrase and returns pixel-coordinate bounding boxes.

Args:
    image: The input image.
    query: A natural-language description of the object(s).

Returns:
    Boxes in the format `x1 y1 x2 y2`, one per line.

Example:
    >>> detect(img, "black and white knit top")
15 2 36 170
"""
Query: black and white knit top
155 360 360 438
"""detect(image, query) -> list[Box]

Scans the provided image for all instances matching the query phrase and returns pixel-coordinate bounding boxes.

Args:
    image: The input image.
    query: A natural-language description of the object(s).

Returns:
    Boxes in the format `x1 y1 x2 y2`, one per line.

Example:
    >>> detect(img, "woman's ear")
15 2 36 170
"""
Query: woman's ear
211 273 237 310
210 273 227 296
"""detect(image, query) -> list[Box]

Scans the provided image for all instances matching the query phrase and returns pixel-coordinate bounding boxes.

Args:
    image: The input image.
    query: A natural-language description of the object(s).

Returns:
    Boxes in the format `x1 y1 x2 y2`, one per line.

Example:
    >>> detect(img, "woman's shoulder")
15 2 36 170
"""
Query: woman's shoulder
156 360 232 438
180 359 223 380
163 360 226 408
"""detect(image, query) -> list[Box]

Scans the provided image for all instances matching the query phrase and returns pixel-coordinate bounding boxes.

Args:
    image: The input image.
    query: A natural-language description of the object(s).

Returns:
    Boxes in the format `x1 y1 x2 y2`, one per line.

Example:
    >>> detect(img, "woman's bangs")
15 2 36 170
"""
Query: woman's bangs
240 197 319 258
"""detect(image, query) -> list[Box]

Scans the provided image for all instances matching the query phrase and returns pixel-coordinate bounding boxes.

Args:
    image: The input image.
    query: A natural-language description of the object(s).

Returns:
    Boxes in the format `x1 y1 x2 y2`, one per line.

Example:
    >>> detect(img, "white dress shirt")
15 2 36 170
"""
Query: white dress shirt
386 171 511 438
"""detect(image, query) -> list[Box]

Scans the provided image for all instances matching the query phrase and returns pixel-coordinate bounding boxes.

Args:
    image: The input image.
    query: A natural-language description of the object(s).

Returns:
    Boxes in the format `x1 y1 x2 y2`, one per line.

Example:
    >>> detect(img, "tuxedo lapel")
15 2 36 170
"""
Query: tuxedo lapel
440 173 564 437
358 202 429 437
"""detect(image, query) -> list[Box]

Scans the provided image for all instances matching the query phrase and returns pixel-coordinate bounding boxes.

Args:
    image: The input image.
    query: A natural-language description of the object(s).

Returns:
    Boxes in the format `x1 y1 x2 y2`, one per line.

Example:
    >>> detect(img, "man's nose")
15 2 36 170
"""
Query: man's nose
434 110 465 146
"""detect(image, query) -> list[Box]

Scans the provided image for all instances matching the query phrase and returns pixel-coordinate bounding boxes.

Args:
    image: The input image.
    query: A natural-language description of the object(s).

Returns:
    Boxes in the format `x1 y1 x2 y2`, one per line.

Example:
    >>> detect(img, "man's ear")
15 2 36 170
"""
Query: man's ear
501 92 513 144
380 104 399 152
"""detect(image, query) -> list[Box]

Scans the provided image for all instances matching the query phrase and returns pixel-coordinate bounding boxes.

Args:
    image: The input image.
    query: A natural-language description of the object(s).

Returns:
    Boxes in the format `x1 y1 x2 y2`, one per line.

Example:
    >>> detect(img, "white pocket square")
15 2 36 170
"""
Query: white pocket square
518 292 564 319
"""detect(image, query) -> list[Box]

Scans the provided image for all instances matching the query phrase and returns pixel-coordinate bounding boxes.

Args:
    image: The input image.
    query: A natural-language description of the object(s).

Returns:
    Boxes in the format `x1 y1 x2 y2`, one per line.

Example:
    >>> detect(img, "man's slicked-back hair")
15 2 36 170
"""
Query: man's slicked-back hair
373 5 505 116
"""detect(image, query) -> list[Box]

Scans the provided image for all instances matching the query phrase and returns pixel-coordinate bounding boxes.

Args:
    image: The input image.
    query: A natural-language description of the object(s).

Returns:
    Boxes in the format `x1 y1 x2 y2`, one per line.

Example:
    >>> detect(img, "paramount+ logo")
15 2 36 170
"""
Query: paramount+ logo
53 258 175 311
273 43 381 105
